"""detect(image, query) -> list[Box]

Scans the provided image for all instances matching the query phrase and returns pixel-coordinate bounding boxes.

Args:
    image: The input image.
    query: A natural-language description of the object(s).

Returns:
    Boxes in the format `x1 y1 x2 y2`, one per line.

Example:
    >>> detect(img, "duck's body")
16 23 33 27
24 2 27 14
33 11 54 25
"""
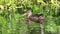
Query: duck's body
28 14 45 24
28 15 39 23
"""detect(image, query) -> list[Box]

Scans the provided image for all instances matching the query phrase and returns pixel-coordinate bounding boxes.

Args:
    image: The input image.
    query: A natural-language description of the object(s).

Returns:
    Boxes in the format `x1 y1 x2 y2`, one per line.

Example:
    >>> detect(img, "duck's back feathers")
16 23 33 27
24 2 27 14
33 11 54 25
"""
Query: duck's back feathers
32 14 44 17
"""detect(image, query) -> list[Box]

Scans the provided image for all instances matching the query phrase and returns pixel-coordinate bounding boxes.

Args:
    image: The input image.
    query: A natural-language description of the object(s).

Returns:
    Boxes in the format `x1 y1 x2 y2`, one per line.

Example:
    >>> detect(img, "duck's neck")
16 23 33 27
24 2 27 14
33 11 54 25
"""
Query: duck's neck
27 12 32 18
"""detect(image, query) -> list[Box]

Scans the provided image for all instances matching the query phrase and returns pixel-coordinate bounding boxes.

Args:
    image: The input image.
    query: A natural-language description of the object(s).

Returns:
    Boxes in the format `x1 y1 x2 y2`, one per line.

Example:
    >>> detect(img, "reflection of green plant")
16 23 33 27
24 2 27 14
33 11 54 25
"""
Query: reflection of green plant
45 22 58 33
0 16 7 34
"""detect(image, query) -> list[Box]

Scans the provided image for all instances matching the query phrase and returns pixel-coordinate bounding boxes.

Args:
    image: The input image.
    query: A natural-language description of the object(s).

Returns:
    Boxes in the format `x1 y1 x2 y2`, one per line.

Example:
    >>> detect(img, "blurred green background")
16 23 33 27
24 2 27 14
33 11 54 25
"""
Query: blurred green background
0 0 60 34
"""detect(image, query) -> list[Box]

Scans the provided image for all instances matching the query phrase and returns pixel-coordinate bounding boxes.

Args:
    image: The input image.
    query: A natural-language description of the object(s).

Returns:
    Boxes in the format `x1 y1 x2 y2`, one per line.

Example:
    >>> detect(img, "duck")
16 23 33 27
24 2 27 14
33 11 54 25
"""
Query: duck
22 9 45 24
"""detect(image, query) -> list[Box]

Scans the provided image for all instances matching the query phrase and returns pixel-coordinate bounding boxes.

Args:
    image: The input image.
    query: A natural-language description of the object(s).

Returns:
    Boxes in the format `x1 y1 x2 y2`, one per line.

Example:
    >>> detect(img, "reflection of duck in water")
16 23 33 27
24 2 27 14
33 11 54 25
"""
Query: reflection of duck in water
22 9 45 24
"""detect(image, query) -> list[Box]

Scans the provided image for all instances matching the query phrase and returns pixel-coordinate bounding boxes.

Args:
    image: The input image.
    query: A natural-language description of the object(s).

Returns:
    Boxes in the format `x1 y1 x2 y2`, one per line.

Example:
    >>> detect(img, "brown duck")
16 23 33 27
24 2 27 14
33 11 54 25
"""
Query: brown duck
22 9 45 24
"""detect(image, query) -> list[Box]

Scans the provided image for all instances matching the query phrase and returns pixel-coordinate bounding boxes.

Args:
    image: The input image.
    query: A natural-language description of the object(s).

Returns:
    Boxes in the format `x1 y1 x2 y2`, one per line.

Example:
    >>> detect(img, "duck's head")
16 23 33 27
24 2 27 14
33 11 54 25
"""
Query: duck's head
22 9 32 17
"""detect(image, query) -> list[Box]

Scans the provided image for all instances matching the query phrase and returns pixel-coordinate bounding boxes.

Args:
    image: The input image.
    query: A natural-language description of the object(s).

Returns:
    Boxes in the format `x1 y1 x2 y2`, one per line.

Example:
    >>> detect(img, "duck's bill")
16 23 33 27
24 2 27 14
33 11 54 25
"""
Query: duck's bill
22 13 27 16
